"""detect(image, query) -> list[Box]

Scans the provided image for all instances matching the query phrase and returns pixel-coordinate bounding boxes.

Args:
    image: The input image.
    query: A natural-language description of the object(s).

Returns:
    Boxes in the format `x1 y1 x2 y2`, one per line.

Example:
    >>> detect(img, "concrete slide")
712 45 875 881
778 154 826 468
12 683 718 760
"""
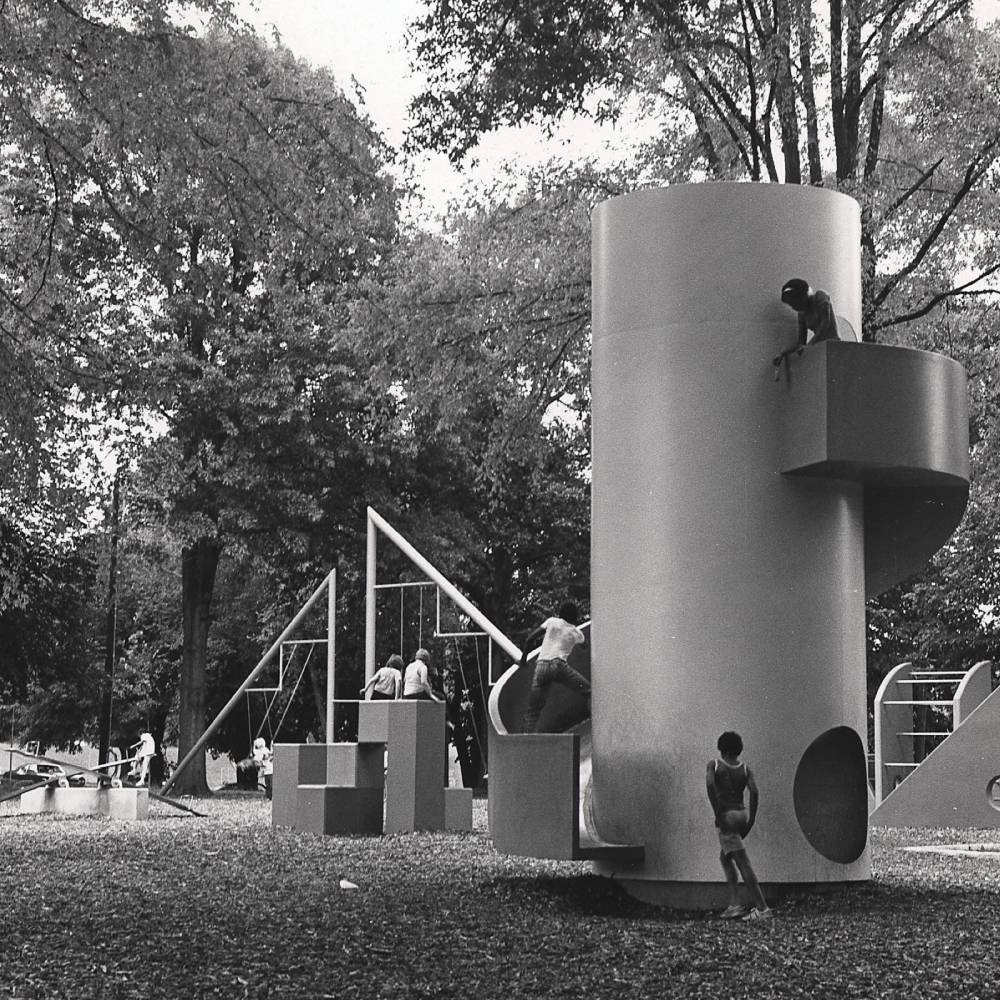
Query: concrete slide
487 625 641 862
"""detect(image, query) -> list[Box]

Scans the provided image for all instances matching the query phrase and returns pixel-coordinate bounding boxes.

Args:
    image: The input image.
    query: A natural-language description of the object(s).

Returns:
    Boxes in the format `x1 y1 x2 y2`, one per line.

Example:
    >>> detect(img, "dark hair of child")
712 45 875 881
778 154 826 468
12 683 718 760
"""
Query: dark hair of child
558 601 580 625
717 731 743 757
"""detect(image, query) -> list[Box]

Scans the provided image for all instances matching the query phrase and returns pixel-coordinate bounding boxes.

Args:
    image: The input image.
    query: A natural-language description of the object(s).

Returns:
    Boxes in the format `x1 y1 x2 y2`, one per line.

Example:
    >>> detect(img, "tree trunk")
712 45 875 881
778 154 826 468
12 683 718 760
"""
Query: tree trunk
830 0 847 179
796 0 823 184
774 0 802 184
860 204 879 342
863 16 894 184
173 537 221 796
842 0 863 180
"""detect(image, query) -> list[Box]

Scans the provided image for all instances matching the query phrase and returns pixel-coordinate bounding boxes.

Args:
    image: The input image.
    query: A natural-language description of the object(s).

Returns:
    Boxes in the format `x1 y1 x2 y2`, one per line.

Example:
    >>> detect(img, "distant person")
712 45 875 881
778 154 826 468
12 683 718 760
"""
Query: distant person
129 732 156 786
520 602 588 733
706 730 771 921
403 648 441 701
252 737 274 800
361 654 405 701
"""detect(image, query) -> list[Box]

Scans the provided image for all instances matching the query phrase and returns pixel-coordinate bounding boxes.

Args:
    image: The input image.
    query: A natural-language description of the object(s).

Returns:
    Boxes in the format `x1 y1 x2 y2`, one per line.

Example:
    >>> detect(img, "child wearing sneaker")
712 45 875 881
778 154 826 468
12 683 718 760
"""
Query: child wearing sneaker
706 731 772 921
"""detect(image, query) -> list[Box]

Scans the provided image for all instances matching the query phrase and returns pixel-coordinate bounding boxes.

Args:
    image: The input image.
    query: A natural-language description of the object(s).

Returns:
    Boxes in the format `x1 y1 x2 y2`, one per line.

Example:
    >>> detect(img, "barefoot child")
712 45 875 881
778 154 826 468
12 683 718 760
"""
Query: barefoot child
706 731 772 921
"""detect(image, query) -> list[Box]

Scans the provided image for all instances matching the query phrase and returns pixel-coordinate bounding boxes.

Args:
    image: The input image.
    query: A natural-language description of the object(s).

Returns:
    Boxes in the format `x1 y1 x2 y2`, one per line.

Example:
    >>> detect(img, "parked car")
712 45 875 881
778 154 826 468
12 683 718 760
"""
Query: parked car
0 763 86 787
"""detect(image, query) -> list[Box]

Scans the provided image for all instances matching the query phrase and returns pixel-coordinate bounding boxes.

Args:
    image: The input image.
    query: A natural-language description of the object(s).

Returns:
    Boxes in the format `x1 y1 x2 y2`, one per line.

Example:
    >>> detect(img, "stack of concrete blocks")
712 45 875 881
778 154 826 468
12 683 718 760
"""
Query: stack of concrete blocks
272 740 385 835
20 786 149 820
273 700 472 836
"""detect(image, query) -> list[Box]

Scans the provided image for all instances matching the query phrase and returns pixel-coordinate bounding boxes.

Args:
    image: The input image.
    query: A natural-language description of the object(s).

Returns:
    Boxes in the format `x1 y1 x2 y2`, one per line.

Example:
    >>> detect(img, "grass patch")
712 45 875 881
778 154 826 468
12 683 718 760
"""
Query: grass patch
1 795 999 998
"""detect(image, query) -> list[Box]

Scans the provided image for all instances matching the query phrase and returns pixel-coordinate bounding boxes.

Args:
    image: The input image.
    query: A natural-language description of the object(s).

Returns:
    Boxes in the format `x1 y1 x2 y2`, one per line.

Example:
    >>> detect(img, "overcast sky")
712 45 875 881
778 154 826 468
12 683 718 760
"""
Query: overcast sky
237 0 1000 219
236 0 650 218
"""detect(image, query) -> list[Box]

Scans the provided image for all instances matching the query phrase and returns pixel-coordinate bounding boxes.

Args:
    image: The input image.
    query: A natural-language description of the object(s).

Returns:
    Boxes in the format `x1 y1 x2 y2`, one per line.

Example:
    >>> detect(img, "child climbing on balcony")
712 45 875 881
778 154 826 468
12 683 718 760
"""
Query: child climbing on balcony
706 731 772 921
520 602 589 733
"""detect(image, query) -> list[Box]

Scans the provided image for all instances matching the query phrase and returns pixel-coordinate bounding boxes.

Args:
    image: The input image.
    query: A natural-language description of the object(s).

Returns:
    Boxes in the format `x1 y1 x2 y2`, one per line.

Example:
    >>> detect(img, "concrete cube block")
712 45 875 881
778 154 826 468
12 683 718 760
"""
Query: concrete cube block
325 744 385 789
357 701 393 743
445 787 473 832
295 785 383 836
272 743 303 828
273 743 386 828
383 701 446 833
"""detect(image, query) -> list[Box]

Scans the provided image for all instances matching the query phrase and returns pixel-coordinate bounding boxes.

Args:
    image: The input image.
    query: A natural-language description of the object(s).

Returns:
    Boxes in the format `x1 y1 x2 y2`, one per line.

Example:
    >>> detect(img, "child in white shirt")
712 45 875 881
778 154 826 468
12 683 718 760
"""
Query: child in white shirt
520 602 589 733
402 648 441 701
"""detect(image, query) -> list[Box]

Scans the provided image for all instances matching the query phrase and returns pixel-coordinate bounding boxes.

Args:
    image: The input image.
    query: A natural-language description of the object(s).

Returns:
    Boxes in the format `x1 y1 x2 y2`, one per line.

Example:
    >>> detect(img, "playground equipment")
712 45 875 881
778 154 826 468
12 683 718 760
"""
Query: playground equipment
20 783 149 820
489 625 643 863
269 510 502 836
0 752 137 806
163 570 337 795
488 182 970 908
871 660 1000 828
0 748 204 818
158 176 974 890
166 509 495 833
272 700 472 835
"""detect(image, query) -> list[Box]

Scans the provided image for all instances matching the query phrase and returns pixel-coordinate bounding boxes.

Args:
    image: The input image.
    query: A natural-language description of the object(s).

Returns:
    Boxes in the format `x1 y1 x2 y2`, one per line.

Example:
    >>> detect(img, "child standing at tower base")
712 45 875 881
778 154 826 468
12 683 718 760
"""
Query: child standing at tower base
706 730 772 921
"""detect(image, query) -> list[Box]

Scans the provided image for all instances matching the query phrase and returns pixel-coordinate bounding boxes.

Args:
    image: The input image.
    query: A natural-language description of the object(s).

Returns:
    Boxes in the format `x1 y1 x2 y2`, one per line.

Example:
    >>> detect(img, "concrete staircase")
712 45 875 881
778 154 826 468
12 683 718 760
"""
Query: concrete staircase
871 660 1000 828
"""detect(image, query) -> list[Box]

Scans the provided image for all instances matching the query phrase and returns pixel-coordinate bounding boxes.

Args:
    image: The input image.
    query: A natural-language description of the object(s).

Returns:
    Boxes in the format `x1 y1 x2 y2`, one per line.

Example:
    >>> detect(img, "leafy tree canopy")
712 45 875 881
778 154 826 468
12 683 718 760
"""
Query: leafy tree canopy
406 2 1000 342
1 0 403 791
405 1 692 162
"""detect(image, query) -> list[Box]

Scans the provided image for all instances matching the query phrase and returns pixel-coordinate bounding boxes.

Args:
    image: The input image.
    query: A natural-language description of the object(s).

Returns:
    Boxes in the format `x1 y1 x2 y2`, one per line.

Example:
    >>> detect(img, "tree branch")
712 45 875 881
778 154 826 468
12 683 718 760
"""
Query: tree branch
878 157 945 223
871 130 1000 316
875 261 1000 330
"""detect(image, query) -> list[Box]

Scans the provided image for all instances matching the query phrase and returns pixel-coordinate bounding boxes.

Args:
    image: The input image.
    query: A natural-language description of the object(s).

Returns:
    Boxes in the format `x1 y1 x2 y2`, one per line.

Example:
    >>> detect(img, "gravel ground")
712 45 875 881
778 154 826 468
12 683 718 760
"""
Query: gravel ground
1 794 998 999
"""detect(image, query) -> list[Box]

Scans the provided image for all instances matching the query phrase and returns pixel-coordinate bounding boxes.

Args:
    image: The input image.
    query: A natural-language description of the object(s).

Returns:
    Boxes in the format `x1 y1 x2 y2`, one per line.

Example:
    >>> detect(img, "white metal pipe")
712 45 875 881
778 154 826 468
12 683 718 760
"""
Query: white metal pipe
326 570 336 742
162 570 336 796
366 507 522 663
365 513 377 683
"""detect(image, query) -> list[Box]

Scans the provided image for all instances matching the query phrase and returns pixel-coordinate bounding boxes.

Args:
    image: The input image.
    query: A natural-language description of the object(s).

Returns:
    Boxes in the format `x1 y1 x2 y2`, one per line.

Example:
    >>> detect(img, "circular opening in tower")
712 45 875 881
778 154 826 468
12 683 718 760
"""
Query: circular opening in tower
986 776 1000 813
793 726 868 864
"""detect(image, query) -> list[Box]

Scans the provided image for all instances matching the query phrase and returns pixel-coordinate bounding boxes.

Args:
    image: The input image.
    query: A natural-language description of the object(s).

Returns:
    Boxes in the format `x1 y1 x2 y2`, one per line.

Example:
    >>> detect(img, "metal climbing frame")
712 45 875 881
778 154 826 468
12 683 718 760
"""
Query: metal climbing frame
163 570 336 795
364 507 521 684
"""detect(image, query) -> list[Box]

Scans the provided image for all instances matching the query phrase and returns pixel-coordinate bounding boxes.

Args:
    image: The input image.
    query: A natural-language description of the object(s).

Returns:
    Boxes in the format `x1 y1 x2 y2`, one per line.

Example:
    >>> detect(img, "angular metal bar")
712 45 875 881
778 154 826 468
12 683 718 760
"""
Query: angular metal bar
326 570 336 743
162 570 335 796
366 507 521 663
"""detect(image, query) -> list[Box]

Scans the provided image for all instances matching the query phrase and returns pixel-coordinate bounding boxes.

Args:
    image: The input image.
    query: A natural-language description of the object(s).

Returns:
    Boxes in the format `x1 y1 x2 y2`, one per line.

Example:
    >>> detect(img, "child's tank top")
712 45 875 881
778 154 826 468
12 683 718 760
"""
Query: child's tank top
713 759 747 812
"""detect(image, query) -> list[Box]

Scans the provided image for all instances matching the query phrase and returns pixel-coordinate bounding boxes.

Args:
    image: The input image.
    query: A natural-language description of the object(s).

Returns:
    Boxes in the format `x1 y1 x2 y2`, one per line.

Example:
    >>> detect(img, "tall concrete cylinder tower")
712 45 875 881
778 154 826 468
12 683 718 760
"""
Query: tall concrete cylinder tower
489 180 966 905
590 183 871 904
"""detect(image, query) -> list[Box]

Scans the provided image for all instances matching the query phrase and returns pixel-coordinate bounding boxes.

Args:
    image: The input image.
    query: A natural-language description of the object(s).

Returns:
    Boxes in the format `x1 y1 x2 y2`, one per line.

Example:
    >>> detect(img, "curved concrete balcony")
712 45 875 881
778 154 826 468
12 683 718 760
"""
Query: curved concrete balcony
779 340 970 596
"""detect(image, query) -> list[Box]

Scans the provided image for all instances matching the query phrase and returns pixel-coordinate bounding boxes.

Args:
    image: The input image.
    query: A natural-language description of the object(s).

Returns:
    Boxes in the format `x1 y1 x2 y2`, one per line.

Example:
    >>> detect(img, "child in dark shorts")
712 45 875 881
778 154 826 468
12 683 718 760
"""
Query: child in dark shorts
706 731 772 921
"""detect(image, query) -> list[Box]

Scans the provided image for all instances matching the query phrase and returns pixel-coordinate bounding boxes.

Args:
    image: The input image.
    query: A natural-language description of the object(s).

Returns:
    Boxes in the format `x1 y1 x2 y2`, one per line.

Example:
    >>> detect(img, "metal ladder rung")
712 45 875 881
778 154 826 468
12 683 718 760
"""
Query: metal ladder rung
908 671 967 677
883 700 953 706
896 679 961 685
883 761 920 768
896 731 950 737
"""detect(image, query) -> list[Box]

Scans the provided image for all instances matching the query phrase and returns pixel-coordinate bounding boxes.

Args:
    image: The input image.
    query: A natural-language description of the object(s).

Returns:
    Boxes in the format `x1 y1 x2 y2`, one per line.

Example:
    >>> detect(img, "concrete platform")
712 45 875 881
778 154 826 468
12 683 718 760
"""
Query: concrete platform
19 786 149 820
